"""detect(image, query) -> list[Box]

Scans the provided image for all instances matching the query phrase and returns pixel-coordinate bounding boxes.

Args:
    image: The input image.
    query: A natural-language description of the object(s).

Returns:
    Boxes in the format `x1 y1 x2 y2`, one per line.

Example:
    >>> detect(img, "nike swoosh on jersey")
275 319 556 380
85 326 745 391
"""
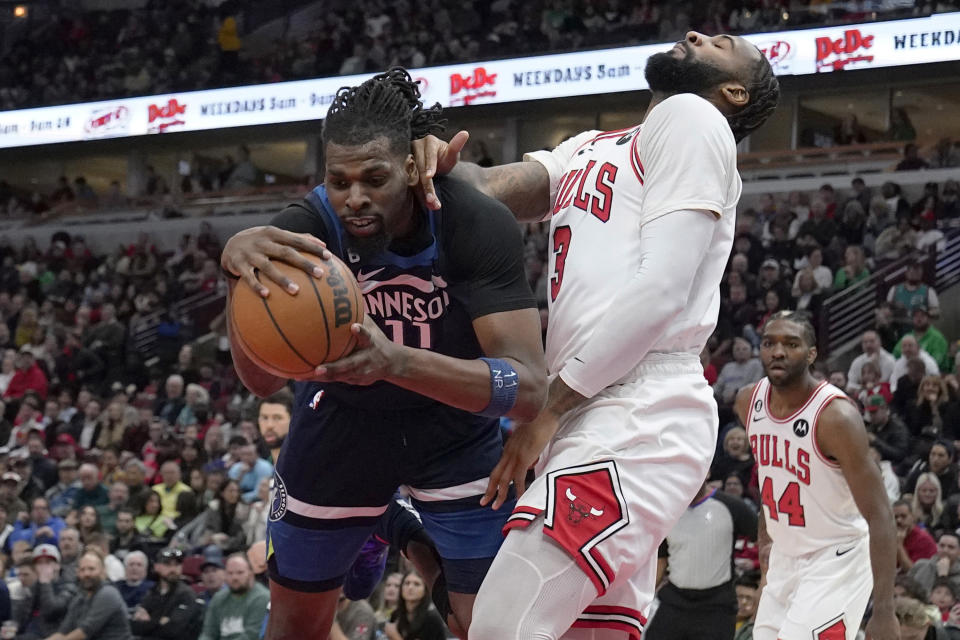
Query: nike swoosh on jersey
835 545 856 556
359 273 449 295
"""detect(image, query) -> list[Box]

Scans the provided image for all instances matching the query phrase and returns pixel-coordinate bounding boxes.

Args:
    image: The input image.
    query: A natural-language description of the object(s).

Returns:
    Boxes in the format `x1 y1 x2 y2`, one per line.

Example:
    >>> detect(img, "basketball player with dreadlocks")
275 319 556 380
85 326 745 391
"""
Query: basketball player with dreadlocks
220 69 547 639
735 311 897 640
415 32 781 639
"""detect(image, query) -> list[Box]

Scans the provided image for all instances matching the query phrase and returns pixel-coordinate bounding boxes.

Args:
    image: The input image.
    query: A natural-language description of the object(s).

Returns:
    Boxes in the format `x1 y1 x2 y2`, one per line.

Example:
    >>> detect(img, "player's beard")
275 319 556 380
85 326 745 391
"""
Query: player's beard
645 47 737 96
345 230 391 260
765 358 809 388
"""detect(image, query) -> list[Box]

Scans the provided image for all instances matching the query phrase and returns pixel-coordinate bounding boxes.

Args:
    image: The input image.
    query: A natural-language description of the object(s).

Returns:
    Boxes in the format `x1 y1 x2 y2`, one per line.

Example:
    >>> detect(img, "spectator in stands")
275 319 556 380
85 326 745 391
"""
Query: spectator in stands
855 361 892 406
114 550 152 613
835 114 866 146
912 471 947 535
837 199 867 247
895 499 938 571
832 245 869 291
131 548 202 640
9 496 65 547
224 146 258 190
386 569 445 640
74 463 108 510
897 143 930 171
4 346 48 401
889 259 941 327
713 338 764 407
77 505 103 545
888 108 917 142
55 550 132 640
110 508 144 562
154 375 185 426
135 491 171 543
0 471 27 521
942 180 960 219
910 532 960 597
84 303 125 373
14 543 79 639
227 443 271 504
798 197 837 250
122 458 150 516
25 431 56 491
97 401 133 451
895 307 950 371
196 559 226 605
152 461 192 521
174 477 246 561
58 527 81 583
864 394 910 466
905 377 959 452
70 398 102 451
793 244 833 291
892 336 941 393
847 330 897 394
710 426 755 493
198 553 269 640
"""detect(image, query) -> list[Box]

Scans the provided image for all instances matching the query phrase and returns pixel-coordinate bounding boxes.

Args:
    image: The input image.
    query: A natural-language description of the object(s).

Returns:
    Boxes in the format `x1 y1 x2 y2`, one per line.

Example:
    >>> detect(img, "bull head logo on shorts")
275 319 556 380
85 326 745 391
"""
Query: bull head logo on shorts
566 486 605 524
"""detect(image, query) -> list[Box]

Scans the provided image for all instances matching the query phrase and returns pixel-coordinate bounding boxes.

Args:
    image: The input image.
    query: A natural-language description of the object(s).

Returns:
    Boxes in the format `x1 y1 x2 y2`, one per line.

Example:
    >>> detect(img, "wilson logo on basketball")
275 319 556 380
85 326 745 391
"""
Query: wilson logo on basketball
325 265 354 328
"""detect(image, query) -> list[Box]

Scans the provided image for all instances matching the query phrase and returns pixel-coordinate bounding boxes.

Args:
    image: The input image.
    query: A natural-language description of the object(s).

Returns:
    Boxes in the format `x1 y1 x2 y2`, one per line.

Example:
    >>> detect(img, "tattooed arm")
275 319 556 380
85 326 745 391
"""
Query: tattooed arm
413 132 551 222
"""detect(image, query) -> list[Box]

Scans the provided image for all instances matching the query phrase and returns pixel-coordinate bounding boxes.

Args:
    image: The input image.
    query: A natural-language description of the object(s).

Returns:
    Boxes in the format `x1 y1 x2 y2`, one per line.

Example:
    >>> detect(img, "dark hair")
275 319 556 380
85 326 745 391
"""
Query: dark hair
322 67 446 156
762 310 816 347
933 577 957 599
395 570 433 637
727 55 780 143
735 572 760 590
259 388 294 416
894 575 928 602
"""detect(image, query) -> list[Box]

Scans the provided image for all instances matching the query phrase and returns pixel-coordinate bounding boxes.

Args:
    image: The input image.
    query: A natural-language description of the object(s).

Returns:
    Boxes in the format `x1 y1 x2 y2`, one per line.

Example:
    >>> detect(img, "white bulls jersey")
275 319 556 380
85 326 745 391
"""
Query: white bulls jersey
746 378 868 556
526 94 741 378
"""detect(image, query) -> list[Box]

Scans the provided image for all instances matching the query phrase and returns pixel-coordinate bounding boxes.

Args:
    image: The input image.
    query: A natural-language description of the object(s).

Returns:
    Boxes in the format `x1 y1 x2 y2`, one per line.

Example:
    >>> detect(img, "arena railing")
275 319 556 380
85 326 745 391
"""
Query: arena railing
819 225 960 361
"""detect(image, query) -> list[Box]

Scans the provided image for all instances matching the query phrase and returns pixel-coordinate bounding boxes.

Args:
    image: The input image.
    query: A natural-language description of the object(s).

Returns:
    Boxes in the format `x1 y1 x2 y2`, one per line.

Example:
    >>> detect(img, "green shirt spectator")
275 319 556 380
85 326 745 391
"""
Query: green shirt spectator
199 554 269 640
893 307 949 371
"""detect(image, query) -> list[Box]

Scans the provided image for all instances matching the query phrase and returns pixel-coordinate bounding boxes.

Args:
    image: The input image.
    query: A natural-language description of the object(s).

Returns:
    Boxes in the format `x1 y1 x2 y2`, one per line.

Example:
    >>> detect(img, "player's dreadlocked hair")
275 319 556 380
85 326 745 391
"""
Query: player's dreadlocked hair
322 67 446 156
763 310 816 347
727 55 780 143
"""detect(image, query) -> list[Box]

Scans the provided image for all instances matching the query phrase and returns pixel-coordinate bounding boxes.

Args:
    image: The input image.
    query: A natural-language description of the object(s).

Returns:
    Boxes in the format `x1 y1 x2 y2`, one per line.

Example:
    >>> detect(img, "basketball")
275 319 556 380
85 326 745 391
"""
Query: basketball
229 251 364 378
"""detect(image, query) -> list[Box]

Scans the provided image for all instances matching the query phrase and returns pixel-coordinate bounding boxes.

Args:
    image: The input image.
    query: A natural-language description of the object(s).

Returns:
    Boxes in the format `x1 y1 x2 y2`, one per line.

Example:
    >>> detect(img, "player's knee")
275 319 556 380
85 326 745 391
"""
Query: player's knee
468 614 557 640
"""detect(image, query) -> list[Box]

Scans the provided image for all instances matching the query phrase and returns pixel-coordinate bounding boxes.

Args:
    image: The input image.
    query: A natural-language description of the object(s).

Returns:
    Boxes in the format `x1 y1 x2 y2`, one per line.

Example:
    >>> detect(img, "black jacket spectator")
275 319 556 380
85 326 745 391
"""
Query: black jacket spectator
867 410 911 466
130 579 202 640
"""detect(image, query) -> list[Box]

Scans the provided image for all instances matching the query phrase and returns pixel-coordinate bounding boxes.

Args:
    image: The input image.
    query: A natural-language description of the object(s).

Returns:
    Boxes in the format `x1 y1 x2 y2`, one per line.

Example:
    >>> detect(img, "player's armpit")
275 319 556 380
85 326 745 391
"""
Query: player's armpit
733 384 757 426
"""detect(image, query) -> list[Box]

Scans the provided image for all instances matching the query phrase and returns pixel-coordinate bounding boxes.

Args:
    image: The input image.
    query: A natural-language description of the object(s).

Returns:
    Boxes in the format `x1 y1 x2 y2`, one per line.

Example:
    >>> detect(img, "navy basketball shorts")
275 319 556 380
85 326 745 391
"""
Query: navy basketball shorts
266 385 514 593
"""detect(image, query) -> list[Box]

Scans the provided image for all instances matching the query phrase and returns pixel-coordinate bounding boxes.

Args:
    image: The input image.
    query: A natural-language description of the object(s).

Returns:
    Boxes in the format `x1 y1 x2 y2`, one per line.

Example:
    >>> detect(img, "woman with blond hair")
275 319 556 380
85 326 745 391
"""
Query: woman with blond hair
710 425 755 492
911 472 946 538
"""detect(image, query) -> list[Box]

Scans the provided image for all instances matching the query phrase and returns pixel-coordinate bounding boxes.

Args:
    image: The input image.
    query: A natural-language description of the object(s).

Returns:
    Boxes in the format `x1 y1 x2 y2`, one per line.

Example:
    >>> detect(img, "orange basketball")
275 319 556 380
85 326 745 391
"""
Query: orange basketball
230 251 364 378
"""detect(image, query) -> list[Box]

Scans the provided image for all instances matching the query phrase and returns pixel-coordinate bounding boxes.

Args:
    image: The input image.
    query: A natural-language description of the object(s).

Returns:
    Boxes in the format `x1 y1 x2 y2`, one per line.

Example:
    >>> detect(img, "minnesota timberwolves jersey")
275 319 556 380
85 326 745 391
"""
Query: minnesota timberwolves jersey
270 176 536 411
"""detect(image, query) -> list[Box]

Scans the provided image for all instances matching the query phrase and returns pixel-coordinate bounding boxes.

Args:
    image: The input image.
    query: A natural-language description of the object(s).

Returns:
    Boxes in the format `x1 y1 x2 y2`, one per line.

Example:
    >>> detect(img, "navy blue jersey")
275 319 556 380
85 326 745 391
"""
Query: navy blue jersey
270 176 535 410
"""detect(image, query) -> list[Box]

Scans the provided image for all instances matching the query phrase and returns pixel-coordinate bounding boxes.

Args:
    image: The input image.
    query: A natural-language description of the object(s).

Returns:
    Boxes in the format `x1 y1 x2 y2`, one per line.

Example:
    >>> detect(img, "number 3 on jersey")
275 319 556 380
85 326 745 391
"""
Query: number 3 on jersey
760 477 806 526
551 225 571 302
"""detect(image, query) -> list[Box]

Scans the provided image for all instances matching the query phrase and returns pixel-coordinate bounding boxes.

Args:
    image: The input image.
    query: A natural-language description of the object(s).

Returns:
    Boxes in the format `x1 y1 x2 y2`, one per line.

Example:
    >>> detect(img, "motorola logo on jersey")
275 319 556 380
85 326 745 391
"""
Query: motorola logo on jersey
793 418 810 437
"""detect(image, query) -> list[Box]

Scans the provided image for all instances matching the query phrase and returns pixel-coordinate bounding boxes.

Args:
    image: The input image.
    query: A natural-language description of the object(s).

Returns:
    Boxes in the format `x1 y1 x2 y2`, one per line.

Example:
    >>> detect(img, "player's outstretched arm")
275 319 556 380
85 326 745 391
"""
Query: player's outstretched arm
413 133 551 221
309 309 546 422
817 399 900 640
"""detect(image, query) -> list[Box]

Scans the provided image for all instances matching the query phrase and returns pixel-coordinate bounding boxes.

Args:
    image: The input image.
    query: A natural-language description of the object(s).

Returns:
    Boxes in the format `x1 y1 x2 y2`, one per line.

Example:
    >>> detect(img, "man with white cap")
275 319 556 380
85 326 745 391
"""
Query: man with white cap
13 543 79 639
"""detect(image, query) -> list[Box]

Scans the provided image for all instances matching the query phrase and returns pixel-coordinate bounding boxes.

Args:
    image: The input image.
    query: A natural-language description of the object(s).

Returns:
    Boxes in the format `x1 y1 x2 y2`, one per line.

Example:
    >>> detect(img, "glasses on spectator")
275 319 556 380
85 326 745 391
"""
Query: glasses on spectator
157 549 184 563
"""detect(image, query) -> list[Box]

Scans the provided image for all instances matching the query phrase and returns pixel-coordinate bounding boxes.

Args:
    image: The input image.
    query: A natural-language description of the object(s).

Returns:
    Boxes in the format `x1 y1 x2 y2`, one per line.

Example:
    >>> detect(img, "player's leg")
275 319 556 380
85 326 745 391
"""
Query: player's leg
751 546 798 640
775 539 872 640
265 581 340 640
474 358 717 640
470 517 599 640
